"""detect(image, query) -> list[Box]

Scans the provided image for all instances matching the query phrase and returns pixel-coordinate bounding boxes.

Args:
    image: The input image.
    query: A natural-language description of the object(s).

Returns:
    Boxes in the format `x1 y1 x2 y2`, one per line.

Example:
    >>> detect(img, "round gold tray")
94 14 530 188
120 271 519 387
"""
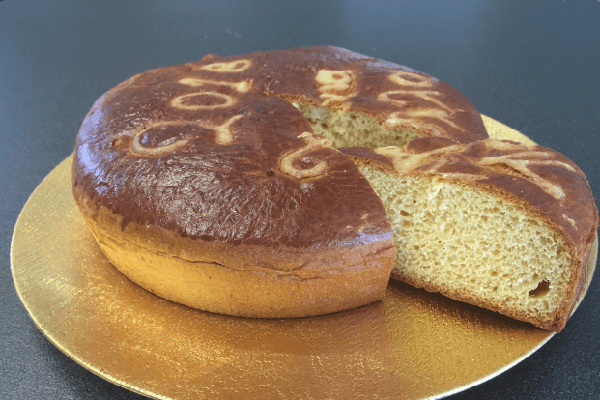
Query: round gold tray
12 116 597 399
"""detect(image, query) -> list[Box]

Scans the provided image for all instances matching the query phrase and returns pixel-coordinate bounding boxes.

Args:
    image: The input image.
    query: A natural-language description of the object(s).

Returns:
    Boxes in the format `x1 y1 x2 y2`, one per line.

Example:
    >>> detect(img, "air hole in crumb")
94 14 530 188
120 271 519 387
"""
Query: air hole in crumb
400 210 410 216
321 123 329 129
529 280 551 297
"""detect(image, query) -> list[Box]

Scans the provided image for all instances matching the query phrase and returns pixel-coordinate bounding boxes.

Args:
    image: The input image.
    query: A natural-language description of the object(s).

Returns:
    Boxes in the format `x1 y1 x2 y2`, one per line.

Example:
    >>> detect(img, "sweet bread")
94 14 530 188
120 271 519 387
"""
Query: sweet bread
72 46 596 330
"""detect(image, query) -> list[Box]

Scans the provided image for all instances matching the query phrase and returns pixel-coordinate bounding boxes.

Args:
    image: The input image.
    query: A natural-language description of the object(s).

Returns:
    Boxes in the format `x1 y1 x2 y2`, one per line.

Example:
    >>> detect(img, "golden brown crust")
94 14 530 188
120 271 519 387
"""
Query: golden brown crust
75 189 395 318
73 183 396 318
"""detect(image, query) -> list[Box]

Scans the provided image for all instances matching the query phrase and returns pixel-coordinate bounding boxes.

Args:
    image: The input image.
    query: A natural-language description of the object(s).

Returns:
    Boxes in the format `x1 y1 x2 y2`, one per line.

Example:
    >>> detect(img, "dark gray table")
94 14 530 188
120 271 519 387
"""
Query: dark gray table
2 1 599 399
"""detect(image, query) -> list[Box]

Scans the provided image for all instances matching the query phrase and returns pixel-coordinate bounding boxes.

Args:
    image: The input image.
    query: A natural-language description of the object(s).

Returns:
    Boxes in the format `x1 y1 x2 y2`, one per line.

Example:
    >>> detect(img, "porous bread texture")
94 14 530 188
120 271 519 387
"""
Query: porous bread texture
357 167 573 330
294 104 594 331
293 102 422 150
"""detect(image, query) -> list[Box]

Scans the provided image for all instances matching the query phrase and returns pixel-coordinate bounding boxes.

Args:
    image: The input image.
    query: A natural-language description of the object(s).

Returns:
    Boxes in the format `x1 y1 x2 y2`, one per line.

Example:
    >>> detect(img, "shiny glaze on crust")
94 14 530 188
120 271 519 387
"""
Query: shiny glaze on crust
74 96 390 247
73 46 488 248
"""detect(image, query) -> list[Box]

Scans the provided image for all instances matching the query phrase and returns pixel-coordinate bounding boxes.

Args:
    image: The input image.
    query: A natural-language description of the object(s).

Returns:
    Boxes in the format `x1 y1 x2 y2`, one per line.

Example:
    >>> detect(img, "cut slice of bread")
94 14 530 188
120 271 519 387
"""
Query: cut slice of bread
293 102 598 331
337 138 598 331
293 102 424 150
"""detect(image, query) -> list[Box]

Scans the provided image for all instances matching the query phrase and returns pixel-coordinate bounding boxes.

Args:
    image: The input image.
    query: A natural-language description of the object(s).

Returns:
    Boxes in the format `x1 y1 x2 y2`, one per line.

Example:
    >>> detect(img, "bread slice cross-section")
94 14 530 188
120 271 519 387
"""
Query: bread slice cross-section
339 138 598 331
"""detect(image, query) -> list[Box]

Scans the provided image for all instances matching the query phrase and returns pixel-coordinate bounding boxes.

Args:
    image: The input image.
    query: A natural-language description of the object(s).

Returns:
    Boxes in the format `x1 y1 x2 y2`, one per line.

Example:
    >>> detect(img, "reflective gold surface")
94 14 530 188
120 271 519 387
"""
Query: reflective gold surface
12 117 597 399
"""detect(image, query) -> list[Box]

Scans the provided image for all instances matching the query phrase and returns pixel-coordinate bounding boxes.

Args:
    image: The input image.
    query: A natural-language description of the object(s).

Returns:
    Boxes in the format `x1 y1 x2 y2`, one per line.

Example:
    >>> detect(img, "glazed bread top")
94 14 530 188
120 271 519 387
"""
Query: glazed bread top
72 46 487 254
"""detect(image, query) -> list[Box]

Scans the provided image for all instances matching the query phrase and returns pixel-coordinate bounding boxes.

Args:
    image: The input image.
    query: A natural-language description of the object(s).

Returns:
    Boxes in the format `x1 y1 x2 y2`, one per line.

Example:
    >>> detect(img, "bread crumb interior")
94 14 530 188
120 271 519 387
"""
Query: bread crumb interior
293 102 422 149
295 102 572 324
359 168 571 319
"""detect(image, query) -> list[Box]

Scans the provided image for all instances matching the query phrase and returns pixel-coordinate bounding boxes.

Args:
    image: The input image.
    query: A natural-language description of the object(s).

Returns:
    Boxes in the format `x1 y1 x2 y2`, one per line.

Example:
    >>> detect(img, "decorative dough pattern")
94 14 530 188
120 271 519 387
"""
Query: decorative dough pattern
315 70 357 105
198 59 252 72
279 133 332 179
380 71 464 132
376 139 576 200
170 91 236 110
178 77 253 93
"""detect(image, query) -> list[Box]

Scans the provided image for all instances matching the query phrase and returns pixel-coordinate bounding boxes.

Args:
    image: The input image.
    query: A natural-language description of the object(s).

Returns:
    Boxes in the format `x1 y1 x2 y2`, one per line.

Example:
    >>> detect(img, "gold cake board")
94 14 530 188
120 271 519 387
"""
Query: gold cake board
11 115 597 399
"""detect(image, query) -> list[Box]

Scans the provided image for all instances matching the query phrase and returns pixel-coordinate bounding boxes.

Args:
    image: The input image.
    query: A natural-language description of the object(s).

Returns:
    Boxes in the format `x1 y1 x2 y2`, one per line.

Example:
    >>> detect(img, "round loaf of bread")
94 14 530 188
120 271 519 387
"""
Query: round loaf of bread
72 46 489 318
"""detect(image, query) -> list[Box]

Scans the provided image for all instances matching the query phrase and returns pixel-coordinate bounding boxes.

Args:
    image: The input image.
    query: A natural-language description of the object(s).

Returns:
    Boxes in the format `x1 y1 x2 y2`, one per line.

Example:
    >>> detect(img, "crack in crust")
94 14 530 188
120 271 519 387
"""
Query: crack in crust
97 224 330 281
